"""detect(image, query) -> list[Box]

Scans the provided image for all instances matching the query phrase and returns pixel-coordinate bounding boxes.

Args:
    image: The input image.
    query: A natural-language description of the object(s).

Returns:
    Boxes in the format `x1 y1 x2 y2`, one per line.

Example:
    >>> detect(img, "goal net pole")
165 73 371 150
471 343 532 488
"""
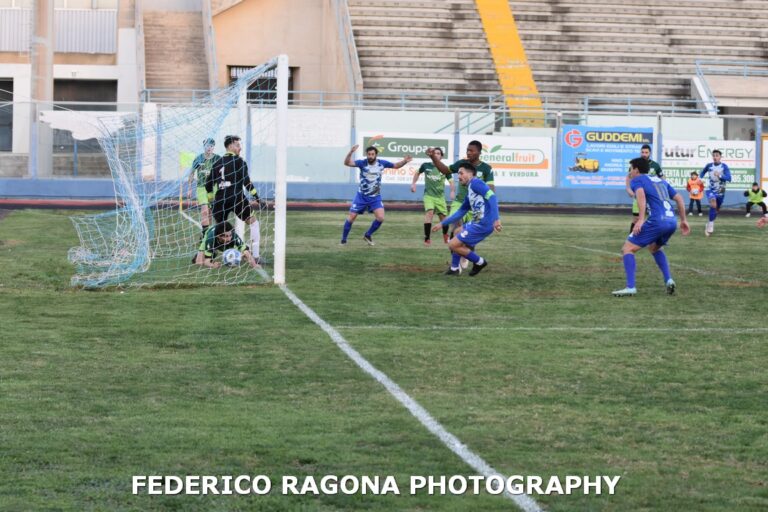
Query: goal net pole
273 54 288 285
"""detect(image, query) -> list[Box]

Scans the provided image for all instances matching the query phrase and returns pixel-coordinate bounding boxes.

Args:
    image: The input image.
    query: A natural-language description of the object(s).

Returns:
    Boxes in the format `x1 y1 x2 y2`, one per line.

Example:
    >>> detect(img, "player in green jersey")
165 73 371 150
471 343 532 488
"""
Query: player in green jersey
410 147 455 246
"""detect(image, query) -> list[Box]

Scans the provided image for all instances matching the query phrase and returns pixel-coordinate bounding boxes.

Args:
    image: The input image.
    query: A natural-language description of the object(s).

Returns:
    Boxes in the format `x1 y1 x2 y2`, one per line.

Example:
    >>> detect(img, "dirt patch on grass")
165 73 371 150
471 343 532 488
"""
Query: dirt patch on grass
717 280 761 288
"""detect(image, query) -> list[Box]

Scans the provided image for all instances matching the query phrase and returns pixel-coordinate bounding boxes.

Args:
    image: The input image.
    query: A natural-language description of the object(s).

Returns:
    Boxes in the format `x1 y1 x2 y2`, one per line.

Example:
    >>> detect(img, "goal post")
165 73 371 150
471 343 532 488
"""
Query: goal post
68 55 289 288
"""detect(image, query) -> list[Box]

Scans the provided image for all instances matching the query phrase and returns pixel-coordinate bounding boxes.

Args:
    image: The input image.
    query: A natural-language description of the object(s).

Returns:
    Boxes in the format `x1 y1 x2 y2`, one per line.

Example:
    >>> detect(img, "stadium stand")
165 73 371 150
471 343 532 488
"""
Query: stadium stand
508 0 768 111
348 0 503 106
143 11 210 100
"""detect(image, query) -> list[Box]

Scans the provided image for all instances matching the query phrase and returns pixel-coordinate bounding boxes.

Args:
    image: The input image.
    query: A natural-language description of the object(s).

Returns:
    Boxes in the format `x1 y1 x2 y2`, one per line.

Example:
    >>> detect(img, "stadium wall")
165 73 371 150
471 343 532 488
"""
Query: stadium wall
0 108 762 208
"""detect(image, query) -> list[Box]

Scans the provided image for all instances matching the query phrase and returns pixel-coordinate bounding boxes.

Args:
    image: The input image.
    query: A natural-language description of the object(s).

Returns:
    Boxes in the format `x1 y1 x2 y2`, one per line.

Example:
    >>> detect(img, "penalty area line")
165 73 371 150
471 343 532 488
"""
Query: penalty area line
278 284 542 512
334 325 768 334
526 237 760 284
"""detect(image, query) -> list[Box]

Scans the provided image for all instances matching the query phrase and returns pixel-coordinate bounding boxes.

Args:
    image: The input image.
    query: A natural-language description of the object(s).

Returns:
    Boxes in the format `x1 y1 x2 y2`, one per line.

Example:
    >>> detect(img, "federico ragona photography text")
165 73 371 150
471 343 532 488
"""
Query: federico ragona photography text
132 474 622 496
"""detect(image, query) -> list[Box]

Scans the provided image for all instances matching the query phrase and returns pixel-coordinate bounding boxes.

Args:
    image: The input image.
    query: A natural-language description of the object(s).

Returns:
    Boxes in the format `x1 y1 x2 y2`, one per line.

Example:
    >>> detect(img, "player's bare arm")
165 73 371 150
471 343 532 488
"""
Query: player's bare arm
344 145 359 167
410 168 420 193
625 174 635 198
393 154 412 169
426 148 451 176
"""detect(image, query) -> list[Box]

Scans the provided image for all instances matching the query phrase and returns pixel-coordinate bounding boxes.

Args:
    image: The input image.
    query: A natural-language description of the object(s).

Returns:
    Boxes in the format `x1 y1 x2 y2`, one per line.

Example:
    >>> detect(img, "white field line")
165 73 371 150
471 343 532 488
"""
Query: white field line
334 325 768 334
525 237 760 284
180 214 537 508
279 284 543 512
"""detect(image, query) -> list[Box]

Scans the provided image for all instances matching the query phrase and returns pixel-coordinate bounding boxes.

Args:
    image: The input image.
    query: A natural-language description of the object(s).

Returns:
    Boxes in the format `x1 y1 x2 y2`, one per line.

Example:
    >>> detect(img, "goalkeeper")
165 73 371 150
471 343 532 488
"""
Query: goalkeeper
190 138 219 239
194 221 260 269
206 134 263 264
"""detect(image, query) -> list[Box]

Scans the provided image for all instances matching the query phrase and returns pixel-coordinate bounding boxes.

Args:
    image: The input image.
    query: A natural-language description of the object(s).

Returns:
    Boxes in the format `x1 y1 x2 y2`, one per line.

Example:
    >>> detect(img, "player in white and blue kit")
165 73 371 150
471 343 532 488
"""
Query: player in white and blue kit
699 149 731 236
341 145 412 245
434 163 502 276
613 158 690 297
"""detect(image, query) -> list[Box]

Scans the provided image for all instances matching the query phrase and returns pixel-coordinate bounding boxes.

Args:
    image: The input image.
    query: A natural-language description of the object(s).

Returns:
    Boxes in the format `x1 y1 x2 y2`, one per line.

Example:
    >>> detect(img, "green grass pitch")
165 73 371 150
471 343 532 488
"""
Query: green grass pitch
1 208 766 511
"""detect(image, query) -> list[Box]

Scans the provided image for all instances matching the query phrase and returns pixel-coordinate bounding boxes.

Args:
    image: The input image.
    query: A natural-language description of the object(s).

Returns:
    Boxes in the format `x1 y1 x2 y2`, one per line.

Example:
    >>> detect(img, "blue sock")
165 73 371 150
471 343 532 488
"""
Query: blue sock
341 220 352 241
709 208 717 221
451 252 461 269
365 219 382 237
623 253 636 288
652 250 672 282
466 251 481 264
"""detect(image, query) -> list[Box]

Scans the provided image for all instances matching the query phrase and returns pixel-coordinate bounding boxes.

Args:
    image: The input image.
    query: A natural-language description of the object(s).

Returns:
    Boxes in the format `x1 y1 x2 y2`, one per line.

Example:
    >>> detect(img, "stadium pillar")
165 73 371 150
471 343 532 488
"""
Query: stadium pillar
28 0 54 178
755 117 763 184
349 108 356 184
656 111 663 166
554 112 562 187
453 110 460 162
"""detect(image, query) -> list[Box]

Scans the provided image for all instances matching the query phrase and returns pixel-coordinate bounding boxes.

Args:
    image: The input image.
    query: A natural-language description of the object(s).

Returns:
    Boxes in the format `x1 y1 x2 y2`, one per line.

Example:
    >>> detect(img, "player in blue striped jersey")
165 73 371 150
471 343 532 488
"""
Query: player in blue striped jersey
613 158 690 297
434 162 502 276
340 144 412 246
699 149 732 236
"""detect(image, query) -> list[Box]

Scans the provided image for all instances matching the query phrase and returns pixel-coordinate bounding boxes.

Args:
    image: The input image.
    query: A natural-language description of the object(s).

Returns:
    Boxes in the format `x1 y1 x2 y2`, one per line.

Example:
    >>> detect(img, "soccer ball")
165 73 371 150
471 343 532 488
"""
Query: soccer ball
222 248 242 266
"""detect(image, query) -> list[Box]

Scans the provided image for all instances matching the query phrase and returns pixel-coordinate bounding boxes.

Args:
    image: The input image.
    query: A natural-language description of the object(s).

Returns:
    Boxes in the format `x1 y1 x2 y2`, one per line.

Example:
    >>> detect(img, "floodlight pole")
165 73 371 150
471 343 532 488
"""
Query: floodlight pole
273 54 289 284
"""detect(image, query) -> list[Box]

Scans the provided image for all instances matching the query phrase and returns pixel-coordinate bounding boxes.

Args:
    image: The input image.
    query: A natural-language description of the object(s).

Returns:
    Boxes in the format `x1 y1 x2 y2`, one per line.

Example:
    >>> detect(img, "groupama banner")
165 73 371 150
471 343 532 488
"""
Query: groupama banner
560 125 653 189
356 132 554 187
357 132 453 185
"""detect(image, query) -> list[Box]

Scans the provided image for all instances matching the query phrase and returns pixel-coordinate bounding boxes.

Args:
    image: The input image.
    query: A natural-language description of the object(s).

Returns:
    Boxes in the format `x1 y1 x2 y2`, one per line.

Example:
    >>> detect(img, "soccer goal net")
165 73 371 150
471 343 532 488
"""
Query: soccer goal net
68 56 288 288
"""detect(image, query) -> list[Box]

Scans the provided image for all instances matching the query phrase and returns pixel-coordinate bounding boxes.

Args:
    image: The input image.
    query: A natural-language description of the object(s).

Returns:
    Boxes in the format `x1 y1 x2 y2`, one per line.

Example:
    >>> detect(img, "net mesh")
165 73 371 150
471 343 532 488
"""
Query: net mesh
68 62 279 288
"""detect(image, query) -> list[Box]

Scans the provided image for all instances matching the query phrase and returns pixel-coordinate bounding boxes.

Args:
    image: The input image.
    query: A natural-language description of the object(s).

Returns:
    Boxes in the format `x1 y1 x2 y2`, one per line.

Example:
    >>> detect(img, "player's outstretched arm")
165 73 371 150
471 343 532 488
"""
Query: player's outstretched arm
243 249 261 269
393 154 412 169
425 148 452 176
196 252 221 269
344 145 359 167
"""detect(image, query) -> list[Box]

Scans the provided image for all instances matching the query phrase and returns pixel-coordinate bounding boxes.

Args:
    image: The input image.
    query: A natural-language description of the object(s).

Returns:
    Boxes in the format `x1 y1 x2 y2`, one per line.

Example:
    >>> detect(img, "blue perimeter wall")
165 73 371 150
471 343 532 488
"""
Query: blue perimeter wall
0 178 749 207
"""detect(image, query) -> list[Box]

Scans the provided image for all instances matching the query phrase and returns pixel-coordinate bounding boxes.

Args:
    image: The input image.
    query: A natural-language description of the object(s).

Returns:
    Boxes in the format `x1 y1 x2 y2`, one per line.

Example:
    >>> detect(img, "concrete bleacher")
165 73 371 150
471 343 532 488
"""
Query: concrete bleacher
348 0 503 106
508 0 768 111
143 11 210 101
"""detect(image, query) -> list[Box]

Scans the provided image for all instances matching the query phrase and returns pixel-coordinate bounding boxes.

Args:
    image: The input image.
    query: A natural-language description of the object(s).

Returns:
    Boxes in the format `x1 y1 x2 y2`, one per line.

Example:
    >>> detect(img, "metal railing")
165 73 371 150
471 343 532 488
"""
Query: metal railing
695 59 768 78
332 0 363 94
139 87 711 115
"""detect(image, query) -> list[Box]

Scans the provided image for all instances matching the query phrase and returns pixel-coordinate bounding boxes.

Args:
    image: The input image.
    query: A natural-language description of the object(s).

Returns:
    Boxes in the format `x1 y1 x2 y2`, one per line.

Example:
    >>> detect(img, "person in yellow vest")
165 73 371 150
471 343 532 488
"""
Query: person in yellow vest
744 182 767 218
686 171 704 216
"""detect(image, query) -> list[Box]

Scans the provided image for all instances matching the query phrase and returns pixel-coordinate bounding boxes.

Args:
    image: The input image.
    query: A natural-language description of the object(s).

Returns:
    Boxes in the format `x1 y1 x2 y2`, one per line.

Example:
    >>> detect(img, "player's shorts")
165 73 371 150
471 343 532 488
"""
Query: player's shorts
212 193 252 223
196 186 213 206
706 190 725 208
349 192 384 214
456 222 494 247
423 195 448 215
627 220 677 248
449 199 472 223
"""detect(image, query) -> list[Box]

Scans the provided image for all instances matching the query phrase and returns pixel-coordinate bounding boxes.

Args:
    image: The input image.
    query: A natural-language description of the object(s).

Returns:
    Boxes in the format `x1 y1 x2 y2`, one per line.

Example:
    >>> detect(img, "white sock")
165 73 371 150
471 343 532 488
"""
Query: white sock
250 220 261 258
477 257 485 265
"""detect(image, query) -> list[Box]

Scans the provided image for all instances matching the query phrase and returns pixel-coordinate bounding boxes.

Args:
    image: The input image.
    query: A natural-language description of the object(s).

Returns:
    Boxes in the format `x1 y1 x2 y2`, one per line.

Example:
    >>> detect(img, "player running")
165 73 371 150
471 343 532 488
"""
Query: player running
613 158 690 297
699 149 731 237
435 162 501 276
